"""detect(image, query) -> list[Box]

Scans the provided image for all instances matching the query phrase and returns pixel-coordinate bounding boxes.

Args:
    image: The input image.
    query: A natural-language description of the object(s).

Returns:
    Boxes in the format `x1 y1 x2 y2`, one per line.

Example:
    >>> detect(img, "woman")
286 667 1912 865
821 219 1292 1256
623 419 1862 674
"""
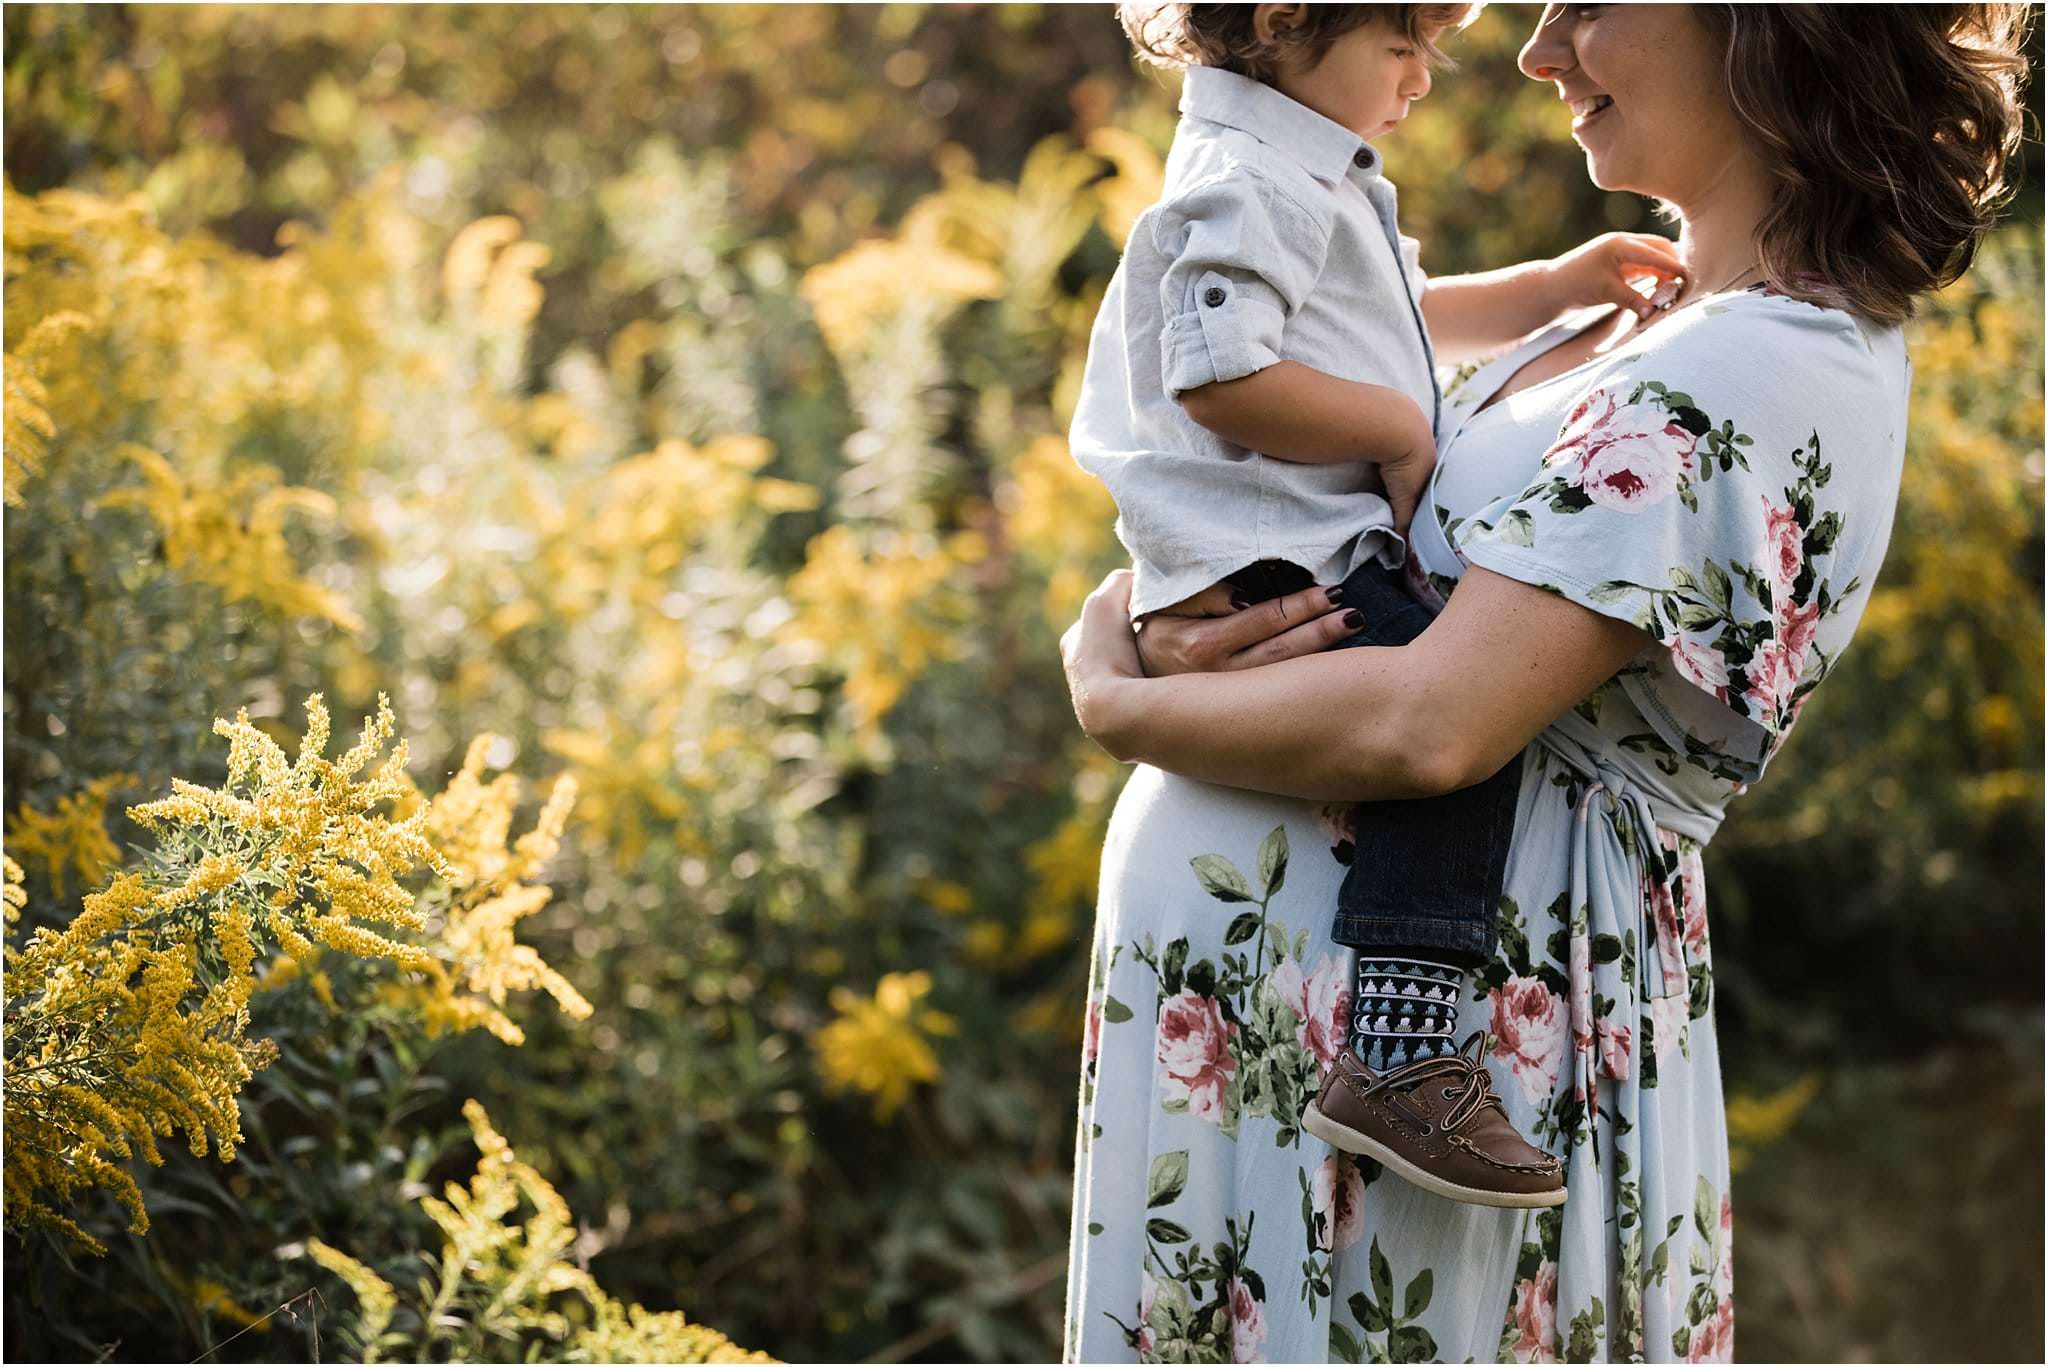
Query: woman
1059 5 2030 1362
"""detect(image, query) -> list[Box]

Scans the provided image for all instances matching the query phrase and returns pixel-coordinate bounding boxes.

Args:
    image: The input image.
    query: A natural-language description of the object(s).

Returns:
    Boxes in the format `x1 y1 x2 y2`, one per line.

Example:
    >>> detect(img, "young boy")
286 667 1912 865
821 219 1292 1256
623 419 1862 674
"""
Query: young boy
1072 2 1683 1208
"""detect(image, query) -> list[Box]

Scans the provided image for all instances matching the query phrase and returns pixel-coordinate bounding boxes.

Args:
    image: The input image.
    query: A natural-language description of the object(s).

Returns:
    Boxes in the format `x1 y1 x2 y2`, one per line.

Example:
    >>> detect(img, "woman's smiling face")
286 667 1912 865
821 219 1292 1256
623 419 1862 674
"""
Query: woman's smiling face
1517 4 1751 205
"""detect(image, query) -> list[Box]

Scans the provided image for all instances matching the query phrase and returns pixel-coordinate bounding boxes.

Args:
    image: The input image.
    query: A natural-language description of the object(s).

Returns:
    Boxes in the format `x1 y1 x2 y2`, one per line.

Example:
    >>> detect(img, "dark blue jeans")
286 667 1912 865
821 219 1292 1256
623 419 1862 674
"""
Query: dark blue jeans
1220 556 1519 970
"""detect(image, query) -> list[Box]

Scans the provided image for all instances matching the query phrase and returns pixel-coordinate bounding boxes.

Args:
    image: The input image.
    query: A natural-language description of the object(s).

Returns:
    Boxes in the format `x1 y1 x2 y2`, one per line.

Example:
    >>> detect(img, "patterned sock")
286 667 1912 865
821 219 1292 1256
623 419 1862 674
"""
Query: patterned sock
1347 956 1464 1072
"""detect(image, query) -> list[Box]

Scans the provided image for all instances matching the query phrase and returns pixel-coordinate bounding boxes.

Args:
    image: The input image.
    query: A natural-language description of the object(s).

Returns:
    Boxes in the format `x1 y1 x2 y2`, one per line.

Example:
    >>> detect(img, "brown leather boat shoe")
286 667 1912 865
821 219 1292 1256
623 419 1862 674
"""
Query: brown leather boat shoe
1300 1033 1567 1209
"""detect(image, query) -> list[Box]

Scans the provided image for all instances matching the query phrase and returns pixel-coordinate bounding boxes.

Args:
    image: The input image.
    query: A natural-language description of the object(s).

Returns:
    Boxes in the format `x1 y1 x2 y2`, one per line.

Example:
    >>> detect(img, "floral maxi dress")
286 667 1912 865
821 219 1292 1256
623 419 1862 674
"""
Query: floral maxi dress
1062 288 1911 1363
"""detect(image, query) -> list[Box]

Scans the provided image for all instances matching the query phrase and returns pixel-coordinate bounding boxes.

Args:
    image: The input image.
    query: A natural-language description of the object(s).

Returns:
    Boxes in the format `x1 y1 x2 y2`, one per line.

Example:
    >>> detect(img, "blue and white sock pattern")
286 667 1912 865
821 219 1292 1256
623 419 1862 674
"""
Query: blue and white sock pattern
1347 956 1464 1072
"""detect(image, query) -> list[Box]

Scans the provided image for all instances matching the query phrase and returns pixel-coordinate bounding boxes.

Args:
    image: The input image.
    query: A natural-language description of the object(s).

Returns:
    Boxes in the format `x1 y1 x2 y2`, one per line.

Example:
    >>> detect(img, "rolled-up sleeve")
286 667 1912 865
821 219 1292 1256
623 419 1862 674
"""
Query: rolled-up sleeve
1152 169 1327 396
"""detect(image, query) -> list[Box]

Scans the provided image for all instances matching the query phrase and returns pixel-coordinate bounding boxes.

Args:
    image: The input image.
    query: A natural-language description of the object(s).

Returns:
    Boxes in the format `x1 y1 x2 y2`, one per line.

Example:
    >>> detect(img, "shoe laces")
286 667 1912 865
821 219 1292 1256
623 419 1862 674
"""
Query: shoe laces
1371 1033 1504 1134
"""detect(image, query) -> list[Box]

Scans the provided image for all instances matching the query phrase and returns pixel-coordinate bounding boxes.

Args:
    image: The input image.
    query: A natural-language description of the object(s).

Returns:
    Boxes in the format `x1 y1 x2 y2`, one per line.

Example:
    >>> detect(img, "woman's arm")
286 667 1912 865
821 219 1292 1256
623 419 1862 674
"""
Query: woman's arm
1423 233 1684 364
1062 567 1651 801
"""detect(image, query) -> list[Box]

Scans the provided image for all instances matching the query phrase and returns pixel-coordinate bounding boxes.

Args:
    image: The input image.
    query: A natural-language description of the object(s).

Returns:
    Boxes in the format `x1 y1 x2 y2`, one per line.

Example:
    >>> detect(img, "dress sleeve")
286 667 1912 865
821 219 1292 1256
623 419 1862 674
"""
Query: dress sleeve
1150 167 1329 396
1452 297 1908 784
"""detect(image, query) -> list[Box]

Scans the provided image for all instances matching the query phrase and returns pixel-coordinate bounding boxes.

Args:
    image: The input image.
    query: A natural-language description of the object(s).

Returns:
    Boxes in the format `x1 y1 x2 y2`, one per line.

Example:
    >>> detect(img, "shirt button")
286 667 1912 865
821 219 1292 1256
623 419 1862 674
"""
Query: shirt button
1353 147 1373 170
1203 286 1226 307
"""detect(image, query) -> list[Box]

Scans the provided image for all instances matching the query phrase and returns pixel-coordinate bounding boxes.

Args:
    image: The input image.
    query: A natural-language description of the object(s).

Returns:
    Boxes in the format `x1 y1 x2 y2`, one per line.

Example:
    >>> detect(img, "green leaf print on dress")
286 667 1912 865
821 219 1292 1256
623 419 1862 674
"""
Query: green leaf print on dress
1329 1237 1438 1364
1139 828 1352 1148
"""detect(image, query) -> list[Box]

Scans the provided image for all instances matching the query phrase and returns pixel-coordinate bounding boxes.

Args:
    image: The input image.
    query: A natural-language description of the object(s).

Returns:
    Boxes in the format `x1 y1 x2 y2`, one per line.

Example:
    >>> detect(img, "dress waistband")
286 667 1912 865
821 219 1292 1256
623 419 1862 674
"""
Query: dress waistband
1533 707 1725 851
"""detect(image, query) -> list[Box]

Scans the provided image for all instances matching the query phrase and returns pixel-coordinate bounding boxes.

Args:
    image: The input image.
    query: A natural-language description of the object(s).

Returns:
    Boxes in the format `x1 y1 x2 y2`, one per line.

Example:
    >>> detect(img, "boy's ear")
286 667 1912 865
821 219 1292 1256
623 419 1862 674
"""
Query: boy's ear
1252 3 1306 47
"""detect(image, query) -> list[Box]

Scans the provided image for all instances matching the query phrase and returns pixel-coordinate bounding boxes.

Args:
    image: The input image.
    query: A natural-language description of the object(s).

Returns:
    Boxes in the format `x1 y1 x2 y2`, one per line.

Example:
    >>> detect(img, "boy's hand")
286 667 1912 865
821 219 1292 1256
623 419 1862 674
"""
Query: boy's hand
1375 399 1437 536
1379 442 1434 537
1543 232 1686 321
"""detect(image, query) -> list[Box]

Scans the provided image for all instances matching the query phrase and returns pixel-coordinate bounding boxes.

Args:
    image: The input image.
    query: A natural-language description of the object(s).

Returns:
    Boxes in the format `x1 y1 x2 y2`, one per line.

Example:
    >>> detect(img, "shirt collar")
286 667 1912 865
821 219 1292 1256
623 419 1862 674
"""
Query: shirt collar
1179 66 1380 184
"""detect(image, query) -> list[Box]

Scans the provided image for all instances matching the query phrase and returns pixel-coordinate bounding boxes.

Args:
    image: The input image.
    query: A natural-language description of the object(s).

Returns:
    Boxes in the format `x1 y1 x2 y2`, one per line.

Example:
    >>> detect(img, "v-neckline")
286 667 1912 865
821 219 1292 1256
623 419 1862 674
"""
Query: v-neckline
1467 306 1628 419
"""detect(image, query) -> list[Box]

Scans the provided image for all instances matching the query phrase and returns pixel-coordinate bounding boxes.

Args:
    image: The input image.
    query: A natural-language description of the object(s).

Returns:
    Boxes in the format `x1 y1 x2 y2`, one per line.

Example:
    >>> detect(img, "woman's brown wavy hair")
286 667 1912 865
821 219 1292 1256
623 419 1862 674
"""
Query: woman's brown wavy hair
1120 4 1478 84
1696 3 2035 326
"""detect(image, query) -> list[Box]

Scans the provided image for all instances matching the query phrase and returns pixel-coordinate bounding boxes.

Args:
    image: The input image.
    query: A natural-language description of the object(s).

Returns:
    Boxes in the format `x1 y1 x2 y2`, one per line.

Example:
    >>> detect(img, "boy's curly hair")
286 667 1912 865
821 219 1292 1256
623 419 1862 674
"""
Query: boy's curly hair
1120 3 1478 83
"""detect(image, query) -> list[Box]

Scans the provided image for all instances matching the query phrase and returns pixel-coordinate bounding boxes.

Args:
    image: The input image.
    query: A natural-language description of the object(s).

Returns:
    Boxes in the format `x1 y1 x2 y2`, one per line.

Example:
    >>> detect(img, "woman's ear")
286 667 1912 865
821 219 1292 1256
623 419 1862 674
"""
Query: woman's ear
1252 4 1305 47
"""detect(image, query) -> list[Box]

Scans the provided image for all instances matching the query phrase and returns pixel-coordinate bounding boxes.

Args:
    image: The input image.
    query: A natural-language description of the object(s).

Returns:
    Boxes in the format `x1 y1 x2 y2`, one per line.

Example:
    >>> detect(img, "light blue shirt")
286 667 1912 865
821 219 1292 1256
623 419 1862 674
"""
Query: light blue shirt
1070 65 1440 619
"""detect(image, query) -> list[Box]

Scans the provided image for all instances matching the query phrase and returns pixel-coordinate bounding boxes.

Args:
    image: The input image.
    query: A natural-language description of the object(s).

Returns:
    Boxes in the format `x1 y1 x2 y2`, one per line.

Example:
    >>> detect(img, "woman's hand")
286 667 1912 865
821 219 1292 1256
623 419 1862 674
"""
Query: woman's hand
1059 569 1361 760
1543 232 1686 321
1059 570 1148 758
1134 578 1358 676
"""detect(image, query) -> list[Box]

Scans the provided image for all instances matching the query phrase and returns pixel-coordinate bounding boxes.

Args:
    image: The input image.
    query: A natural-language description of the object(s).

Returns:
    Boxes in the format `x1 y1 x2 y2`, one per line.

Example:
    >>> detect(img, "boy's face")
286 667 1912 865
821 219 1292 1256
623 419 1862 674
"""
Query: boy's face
1270 20 1439 142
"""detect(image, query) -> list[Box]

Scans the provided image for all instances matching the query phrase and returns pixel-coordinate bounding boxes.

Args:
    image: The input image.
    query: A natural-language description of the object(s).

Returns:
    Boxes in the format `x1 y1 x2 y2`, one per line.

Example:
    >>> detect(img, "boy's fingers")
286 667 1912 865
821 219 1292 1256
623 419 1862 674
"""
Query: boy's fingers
1613 241 1686 280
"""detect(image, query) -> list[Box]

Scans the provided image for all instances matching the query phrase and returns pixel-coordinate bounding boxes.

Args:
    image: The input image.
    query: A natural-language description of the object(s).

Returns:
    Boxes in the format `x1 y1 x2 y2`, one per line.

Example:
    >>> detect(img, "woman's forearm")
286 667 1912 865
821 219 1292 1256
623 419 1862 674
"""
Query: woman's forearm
1086 567 1653 805
1102 645 1457 802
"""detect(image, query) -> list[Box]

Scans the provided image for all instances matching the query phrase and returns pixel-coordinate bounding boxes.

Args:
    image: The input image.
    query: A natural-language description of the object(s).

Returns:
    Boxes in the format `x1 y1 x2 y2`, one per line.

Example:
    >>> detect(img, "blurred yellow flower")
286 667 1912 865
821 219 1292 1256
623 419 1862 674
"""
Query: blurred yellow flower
6 773 133 900
780 525 977 738
1726 1073 1820 1174
799 205 1002 364
1087 126 1165 246
1001 433 1119 626
96 443 362 631
812 970 957 1122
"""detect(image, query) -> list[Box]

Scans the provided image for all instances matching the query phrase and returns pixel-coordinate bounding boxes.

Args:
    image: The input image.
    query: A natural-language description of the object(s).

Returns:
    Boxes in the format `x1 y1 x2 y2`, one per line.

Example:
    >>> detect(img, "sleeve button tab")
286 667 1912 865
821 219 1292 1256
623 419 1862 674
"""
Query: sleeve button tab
1203 286 1227 307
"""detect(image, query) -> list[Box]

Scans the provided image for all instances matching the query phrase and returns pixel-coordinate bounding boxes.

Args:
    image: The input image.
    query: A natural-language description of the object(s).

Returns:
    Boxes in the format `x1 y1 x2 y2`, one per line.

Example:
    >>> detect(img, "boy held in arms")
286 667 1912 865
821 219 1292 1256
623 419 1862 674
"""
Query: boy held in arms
1072 2 1684 1208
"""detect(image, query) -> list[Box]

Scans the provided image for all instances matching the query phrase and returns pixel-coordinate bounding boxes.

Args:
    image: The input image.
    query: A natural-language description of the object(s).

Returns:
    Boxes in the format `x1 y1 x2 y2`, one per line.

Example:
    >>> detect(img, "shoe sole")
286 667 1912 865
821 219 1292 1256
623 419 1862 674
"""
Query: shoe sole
1301 1101 1568 1209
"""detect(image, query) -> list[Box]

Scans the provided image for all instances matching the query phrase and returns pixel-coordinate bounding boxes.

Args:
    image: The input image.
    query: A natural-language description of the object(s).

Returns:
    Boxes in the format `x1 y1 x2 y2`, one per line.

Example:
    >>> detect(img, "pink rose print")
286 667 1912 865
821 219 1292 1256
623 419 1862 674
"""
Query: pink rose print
1545 393 1698 512
1760 494 1804 591
1775 595 1822 660
1509 1262 1559 1363
1084 995 1104 1065
1315 802 1359 851
1650 990 1689 1070
1138 1268 1158 1356
1743 638 1800 718
1310 1153 1367 1253
1401 550 1446 612
1157 989 1239 1123
1302 955 1352 1074
1488 975 1567 1105
1542 389 1617 473
1228 1276 1267 1363
1268 955 1353 1076
1678 856 1710 962
1649 873 1688 999
1666 634 1731 703
1596 1017 1634 1079
1568 931 1593 1052
1687 1298 1734 1363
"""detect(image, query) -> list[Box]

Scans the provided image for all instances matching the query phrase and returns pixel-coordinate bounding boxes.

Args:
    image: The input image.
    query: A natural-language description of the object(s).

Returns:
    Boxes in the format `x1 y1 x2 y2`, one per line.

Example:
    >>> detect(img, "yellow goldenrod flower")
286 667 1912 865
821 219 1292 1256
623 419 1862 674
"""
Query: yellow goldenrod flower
811 970 957 1122
304 1241 396 1358
308 1099 773 1363
5 773 134 901
2 693 586 1255
779 525 978 739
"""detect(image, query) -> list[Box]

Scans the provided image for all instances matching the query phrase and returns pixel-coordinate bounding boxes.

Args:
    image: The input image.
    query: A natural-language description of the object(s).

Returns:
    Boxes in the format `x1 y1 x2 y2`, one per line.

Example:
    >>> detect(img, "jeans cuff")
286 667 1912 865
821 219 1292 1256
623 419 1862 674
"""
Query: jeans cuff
1330 911 1493 969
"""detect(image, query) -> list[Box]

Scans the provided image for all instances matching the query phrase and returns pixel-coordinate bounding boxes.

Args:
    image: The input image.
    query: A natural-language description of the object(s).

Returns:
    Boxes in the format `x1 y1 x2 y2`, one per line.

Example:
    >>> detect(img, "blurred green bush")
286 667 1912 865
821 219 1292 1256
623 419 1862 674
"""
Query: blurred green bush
3 4 2039 1361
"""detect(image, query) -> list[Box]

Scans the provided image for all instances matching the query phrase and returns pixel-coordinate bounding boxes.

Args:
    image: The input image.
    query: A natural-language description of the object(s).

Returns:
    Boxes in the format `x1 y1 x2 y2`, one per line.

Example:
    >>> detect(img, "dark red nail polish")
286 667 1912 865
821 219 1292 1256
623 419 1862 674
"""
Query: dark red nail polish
1342 610 1365 630
1229 593 1252 610
1325 585 1346 605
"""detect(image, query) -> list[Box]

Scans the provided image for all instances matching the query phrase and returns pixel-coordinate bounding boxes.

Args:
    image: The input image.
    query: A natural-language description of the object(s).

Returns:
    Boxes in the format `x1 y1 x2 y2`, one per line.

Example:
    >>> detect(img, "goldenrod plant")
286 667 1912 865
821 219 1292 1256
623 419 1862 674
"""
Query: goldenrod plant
0 695 580 1253
299 1099 775 1364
